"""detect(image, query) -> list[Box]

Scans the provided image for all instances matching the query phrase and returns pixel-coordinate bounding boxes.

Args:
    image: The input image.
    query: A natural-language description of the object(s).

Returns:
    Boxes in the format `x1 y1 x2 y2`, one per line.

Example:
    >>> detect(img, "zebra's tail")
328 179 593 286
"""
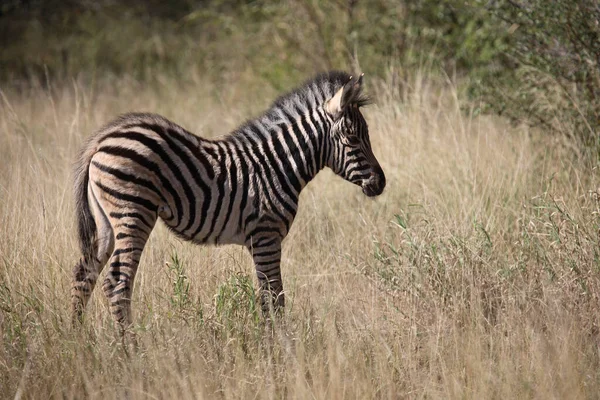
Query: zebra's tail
73 138 98 262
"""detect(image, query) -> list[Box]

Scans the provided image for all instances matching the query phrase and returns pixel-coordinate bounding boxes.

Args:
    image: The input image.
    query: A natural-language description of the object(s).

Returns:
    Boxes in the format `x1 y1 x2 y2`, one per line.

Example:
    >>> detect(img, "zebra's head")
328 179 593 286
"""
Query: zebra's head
324 74 386 197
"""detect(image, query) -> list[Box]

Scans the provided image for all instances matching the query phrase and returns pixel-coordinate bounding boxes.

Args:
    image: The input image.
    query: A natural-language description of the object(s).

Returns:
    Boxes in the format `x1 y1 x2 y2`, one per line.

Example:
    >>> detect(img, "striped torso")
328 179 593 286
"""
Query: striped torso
88 109 330 247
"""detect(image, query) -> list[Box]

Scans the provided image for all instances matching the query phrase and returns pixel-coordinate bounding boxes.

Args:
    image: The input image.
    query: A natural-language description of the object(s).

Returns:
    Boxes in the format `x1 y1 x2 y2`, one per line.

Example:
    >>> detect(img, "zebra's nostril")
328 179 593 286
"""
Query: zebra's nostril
365 167 386 195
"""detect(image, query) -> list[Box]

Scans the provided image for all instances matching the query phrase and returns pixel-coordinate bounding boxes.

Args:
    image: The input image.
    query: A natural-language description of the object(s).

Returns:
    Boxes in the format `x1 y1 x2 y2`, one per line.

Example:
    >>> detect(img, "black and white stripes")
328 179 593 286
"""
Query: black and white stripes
71 71 386 330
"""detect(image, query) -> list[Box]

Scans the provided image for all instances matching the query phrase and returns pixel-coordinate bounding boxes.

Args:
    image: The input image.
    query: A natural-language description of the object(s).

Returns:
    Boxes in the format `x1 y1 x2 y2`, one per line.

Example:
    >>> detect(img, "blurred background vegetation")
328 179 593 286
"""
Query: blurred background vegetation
1 0 598 153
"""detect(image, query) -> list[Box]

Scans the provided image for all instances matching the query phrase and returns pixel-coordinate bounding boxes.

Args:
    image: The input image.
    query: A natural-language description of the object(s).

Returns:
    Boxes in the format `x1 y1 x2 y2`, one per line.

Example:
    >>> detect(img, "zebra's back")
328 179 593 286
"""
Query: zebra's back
84 113 252 246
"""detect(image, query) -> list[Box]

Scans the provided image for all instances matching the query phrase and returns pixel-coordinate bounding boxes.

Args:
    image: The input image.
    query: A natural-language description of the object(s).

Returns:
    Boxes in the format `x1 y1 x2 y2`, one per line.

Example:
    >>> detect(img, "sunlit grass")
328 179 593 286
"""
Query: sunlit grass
1 70 599 399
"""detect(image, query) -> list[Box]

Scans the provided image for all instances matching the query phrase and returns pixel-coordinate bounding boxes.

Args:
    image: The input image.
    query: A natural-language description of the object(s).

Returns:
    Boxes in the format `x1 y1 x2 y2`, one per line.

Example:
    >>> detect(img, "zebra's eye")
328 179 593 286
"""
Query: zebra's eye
343 135 361 146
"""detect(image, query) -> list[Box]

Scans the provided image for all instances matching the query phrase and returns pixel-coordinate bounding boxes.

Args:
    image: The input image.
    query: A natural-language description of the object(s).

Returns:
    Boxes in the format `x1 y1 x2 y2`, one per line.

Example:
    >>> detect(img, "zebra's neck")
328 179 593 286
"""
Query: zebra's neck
270 105 331 189
225 103 332 195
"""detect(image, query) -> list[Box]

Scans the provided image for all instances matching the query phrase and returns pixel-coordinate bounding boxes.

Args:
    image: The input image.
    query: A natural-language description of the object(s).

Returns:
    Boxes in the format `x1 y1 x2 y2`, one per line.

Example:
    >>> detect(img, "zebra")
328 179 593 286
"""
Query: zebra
71 71 386 331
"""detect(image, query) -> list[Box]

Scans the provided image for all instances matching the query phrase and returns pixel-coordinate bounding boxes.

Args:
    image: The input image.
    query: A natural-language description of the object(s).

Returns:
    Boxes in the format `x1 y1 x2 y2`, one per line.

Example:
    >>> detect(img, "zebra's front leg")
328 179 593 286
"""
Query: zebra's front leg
249 238 285 314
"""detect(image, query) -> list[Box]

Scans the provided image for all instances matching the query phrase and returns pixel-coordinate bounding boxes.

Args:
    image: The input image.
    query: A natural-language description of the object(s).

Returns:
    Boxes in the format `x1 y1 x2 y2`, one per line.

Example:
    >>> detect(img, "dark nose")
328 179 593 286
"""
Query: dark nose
372 166 386 194
363 166 386 197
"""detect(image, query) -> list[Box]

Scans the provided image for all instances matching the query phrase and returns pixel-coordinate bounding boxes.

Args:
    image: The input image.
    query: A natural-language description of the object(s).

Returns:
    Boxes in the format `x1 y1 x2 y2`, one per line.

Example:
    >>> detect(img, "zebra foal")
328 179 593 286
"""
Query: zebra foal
72 71 386 331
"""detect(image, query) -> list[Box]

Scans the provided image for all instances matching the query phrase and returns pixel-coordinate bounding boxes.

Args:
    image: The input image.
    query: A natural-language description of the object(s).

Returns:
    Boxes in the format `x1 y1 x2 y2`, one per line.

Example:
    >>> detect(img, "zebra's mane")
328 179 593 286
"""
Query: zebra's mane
231 71 368 138
272 71 351 109
270 70 370 112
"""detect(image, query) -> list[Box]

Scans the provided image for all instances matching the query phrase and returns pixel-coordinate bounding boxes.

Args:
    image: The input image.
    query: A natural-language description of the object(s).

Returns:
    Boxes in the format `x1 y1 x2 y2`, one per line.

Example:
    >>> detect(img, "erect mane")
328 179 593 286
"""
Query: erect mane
230 71 368 137
271 71 353 109
272 70 371 112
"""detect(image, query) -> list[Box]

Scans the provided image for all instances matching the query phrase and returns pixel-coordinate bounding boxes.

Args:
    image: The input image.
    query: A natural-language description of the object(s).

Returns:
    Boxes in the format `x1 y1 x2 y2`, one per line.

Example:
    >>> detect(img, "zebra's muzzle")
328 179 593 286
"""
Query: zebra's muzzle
362 167 386 197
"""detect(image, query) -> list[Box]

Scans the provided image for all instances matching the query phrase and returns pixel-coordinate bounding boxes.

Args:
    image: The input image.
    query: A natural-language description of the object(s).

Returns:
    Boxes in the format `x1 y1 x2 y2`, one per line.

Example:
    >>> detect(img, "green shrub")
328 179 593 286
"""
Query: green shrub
214 272 260 327
2 1 597 153
478 0 600 150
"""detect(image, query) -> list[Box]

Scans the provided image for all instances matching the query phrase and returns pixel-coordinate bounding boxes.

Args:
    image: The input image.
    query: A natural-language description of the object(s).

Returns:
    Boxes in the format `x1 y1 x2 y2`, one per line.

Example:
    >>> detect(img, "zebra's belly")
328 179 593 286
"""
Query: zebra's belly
159 204 248 246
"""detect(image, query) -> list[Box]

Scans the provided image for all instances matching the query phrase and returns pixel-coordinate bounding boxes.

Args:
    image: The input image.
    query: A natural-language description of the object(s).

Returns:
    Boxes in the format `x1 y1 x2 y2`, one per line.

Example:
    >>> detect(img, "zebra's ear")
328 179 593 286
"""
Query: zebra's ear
325 74 363 118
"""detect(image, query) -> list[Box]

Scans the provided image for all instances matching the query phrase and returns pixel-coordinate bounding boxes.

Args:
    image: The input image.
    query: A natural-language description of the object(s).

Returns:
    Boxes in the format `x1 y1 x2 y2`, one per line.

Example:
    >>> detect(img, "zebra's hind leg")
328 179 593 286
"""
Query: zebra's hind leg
102 210 156 334
249 237 285 315
71 187 115 325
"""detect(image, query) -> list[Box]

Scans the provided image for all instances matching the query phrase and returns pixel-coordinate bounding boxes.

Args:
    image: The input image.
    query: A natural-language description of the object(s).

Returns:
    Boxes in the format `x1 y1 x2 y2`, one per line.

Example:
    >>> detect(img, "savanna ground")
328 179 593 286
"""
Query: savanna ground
1 68 600 399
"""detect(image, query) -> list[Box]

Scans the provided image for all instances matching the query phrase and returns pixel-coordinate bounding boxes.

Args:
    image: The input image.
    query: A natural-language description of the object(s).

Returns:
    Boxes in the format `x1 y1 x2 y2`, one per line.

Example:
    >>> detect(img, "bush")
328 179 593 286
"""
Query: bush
478 0 600 150
1 1 598 154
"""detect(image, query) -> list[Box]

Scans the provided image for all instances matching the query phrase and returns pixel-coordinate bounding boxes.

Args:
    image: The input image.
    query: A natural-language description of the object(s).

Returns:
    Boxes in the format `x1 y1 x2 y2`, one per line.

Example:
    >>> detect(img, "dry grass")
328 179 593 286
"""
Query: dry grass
1 71 599 399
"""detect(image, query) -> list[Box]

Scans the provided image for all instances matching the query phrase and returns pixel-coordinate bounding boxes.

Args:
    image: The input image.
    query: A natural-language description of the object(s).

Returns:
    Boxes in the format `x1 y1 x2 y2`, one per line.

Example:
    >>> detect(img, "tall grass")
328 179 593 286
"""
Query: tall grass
1 70 599 398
